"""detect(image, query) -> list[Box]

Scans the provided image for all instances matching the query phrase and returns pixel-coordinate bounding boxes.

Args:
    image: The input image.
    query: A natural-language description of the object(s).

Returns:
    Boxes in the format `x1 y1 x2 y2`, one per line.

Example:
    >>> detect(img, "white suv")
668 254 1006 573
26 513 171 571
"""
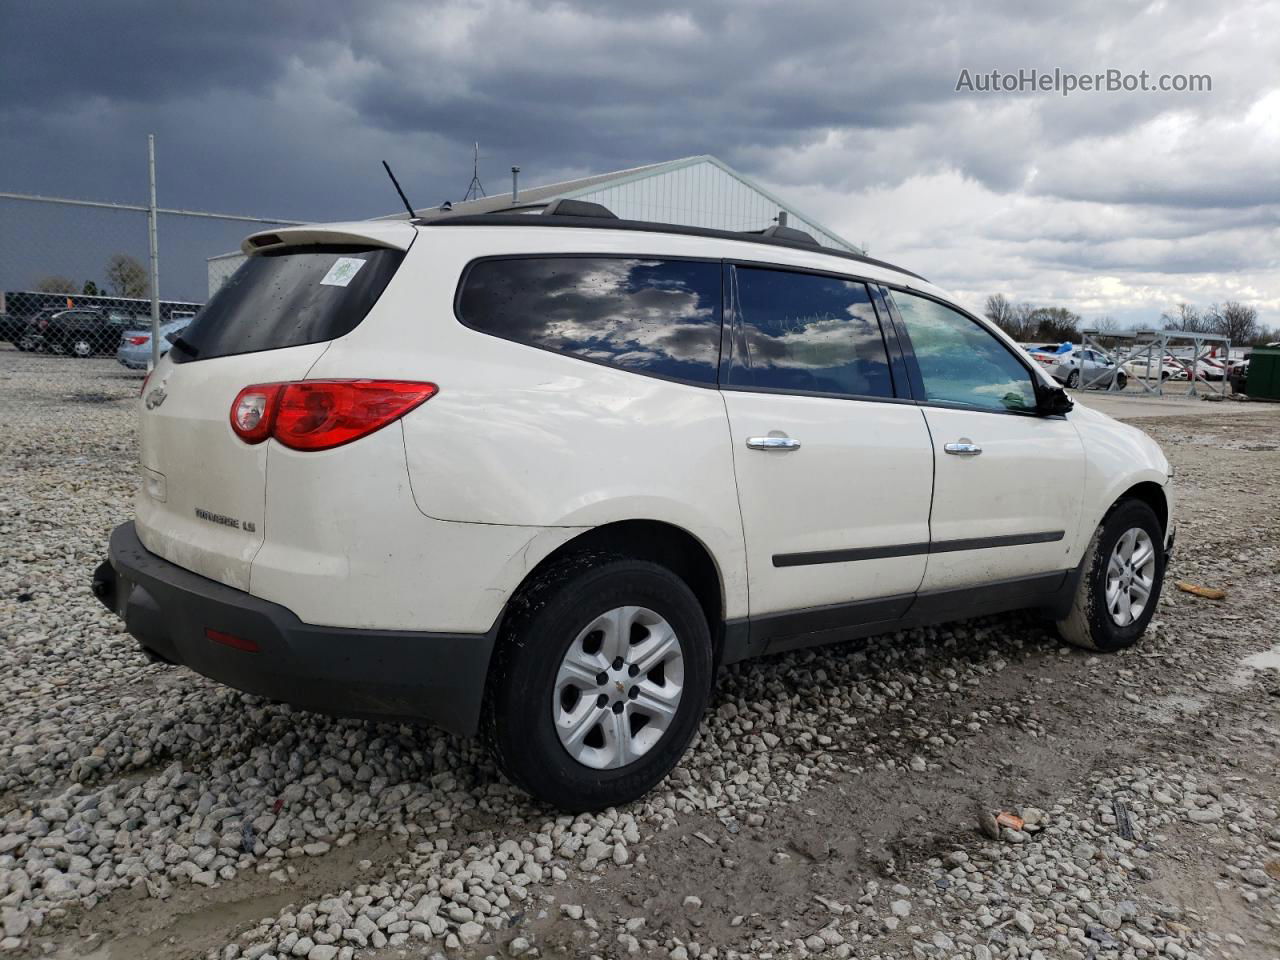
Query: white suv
95 201 1174 810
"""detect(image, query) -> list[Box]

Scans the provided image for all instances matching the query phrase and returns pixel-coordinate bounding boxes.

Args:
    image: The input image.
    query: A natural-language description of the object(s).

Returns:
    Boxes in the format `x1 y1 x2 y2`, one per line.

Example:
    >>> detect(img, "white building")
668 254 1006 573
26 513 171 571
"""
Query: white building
208 155 858 296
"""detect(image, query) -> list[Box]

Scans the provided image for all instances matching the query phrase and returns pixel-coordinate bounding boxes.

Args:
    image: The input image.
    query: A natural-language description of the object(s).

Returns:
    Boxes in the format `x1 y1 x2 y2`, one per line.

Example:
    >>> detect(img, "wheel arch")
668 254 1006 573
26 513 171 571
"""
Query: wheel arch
1116 480 1169 535
497 519 726 655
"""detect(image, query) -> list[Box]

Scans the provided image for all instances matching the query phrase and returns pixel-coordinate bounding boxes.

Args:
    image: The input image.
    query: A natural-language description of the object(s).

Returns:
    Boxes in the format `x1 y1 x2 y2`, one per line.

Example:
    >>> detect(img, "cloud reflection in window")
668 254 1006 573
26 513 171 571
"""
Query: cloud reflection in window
459 257 721 383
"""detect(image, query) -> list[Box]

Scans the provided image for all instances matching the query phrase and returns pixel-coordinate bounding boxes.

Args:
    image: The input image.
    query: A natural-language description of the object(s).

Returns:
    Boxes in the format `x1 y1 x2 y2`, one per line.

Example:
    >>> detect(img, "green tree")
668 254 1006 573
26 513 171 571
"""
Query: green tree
105 253 149 298
82 280 100 296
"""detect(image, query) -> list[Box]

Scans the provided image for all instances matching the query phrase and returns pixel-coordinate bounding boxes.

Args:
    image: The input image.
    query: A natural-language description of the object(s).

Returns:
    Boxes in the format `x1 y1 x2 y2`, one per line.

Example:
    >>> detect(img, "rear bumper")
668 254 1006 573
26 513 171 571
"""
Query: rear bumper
116 350 148 369
95 522 496 736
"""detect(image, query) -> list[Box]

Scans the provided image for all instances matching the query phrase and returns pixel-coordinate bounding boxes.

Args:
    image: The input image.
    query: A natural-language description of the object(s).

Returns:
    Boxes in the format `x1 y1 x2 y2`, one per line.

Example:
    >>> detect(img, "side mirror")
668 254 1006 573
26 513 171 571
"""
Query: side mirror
1035 380 1074 416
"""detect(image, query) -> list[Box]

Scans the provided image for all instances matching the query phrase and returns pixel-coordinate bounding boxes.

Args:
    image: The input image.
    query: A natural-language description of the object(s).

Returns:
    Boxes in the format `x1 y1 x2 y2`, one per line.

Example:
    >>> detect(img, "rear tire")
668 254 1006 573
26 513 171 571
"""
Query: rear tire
1057 499 1165 652
72 338 93 357
1066 369 1081 389
484 554 713 811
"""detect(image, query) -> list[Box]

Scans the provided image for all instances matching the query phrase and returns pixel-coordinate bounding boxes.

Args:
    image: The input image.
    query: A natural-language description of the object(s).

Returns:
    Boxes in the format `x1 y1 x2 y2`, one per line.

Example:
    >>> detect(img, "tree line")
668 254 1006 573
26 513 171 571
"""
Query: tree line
33 253 150 299
984 293 1274 346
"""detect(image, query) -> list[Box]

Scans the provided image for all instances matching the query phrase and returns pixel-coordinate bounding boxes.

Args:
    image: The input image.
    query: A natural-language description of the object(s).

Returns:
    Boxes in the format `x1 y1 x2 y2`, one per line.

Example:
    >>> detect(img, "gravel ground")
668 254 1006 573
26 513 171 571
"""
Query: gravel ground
0 346 1277 960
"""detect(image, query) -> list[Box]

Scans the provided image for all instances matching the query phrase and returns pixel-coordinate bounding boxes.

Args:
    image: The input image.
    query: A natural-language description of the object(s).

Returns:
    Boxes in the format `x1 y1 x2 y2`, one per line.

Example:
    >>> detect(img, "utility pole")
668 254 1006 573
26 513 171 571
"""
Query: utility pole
147 134 161 370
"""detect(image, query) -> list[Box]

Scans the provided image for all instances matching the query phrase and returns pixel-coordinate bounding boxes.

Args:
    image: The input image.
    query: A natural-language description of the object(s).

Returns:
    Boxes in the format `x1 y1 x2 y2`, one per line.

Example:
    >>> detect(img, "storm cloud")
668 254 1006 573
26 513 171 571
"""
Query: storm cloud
2 0 1277 325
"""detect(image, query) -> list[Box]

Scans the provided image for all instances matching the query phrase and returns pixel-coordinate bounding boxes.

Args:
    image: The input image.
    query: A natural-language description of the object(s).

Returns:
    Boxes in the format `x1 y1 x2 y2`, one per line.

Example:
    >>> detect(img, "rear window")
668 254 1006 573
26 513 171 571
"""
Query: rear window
457 256 722 384
172 245 404 363
727 266 894 399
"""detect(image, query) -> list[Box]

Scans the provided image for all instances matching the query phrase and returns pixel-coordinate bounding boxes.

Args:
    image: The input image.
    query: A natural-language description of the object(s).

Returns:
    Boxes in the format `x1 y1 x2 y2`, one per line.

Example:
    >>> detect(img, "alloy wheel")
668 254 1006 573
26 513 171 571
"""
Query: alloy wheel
1104 527 1156 627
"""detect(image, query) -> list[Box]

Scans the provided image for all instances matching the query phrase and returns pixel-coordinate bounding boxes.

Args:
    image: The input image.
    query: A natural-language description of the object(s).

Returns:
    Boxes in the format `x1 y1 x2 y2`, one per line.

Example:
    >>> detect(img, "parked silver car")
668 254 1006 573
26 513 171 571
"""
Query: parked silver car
1037 346 1127 390
116 318 191 370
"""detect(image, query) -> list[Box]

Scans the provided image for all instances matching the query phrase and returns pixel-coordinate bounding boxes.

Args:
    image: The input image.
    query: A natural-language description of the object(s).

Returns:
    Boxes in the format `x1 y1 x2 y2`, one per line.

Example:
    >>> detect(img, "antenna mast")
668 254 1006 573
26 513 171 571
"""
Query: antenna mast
463 142 486 201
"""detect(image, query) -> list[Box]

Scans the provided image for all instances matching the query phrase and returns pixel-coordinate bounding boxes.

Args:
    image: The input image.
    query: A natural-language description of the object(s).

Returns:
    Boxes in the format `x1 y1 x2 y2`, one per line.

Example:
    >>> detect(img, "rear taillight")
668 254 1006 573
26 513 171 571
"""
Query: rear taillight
230 383 283 444
229 380 437 450
128 335 150 345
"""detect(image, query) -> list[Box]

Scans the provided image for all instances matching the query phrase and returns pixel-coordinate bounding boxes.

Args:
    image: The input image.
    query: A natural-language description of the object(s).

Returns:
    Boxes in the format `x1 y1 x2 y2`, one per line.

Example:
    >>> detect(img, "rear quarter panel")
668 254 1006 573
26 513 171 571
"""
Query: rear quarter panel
301 227 755 619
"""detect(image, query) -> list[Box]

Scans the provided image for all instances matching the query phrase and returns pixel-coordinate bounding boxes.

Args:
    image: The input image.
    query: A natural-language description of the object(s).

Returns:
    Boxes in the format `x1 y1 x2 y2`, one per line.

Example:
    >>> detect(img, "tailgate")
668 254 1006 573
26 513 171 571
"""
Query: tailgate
131 226 413 590
135 345 329 590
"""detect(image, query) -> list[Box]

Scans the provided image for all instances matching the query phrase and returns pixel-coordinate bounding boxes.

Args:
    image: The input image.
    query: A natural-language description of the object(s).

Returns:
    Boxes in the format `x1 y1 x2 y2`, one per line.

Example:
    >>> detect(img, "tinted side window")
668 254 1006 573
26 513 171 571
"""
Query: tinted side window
728 267 893 398
892 291 1037 413
458 257 721 384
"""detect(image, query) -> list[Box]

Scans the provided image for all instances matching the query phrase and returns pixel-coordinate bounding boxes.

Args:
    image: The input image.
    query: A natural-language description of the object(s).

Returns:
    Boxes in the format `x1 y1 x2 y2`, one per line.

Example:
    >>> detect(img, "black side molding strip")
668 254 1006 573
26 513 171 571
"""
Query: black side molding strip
773 542 929 567
773 530 1065 568
929 530 1065 554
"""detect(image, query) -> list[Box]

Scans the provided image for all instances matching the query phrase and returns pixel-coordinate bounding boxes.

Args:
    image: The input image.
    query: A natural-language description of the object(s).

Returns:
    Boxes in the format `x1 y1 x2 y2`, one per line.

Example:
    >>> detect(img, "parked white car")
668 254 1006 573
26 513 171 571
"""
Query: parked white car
1122 354 1184 381
95 204 1175 809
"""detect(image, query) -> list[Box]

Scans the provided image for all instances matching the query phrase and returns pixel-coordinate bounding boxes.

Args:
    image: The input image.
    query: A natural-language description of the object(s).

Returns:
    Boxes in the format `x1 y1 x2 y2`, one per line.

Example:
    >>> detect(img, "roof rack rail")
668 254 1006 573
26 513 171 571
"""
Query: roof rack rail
423 213 927 282
540 198 618 219
744 223 821 246
478 198 620 220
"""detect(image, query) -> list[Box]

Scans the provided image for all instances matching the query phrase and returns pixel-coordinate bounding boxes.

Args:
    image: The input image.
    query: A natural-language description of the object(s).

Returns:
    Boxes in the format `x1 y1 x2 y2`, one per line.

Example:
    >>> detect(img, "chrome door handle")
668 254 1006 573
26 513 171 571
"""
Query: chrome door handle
944 440 982 456
746 436 801 451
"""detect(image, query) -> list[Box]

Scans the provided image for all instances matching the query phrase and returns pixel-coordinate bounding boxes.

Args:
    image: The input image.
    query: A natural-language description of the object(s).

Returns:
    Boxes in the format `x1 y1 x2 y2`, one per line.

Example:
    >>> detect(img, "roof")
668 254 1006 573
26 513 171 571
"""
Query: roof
424 213 925 282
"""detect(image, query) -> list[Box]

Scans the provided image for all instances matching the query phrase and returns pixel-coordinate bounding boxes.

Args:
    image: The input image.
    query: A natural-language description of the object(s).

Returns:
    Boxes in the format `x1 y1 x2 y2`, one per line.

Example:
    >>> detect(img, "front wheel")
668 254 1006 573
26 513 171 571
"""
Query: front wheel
1057 499 1165 652
1115 372 1127 391
484 555 713 811
71 338 94 357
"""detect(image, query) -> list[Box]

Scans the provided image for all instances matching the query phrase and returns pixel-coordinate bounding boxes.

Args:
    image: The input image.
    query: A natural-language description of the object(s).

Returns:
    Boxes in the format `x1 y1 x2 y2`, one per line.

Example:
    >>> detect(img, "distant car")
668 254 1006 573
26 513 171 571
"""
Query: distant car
0 312 26 345
12 308 63 351
117 318 191 370
1032 345 1127 390
1167 356 1227 381
42 308 140 357
1122 354 1184 381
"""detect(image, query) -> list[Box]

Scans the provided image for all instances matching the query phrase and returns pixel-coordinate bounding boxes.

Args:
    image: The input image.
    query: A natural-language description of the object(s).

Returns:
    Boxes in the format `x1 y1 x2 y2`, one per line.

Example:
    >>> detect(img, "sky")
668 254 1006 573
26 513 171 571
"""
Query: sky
2 0 1278 327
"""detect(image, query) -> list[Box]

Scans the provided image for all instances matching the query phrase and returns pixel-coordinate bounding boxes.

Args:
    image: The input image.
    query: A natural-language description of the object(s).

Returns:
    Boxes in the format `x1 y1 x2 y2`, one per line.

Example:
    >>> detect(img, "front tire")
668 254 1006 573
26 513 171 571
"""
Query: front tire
1057 499 1165 652
484 555 713 811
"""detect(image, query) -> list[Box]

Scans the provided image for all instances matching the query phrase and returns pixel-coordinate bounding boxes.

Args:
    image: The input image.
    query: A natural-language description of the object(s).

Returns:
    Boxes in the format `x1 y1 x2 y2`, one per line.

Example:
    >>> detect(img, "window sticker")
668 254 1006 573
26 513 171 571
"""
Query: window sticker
319 257 366 287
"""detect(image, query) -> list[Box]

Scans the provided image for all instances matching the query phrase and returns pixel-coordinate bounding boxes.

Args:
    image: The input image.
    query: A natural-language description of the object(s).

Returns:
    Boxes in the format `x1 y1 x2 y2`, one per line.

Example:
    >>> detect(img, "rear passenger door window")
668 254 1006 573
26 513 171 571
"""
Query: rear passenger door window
726 266 894 398
891 291 1038 413
458 257 722 384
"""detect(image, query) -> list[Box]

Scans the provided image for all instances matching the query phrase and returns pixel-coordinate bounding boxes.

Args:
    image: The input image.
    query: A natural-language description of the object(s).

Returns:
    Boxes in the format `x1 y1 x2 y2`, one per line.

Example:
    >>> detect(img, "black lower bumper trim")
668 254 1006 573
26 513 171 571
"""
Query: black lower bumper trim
99 522 496 737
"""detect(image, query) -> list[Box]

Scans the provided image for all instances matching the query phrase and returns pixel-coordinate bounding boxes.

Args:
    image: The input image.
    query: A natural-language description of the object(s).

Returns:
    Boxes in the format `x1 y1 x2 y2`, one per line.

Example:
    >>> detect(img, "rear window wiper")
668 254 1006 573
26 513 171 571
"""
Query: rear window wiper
171 335 200 357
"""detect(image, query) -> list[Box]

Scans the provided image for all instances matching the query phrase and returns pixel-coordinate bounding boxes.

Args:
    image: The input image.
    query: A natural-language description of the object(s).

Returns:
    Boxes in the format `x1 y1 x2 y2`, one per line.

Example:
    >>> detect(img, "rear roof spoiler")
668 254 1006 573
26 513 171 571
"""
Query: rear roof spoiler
241 221 417 256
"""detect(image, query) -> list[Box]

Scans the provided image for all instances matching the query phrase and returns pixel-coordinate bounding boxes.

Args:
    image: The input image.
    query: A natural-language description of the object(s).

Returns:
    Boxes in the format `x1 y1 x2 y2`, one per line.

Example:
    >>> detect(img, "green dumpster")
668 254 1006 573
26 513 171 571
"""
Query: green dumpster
1245 346 1280 400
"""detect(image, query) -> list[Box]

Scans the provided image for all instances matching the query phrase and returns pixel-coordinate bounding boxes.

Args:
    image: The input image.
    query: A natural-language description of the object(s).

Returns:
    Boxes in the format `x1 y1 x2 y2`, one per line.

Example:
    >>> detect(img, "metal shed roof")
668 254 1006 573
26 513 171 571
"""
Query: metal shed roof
385 155 860 253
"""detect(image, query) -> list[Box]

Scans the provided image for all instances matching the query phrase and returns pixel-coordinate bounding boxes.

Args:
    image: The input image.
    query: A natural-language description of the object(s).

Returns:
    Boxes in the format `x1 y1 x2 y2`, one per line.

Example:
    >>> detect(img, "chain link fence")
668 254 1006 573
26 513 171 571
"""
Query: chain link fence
0 152 311 533
0 183 302 367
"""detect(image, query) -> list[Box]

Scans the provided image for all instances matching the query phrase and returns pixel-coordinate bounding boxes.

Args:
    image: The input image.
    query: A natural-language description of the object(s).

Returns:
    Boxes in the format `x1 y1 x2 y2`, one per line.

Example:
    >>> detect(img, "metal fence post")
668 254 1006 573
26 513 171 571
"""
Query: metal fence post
147 134 161 370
